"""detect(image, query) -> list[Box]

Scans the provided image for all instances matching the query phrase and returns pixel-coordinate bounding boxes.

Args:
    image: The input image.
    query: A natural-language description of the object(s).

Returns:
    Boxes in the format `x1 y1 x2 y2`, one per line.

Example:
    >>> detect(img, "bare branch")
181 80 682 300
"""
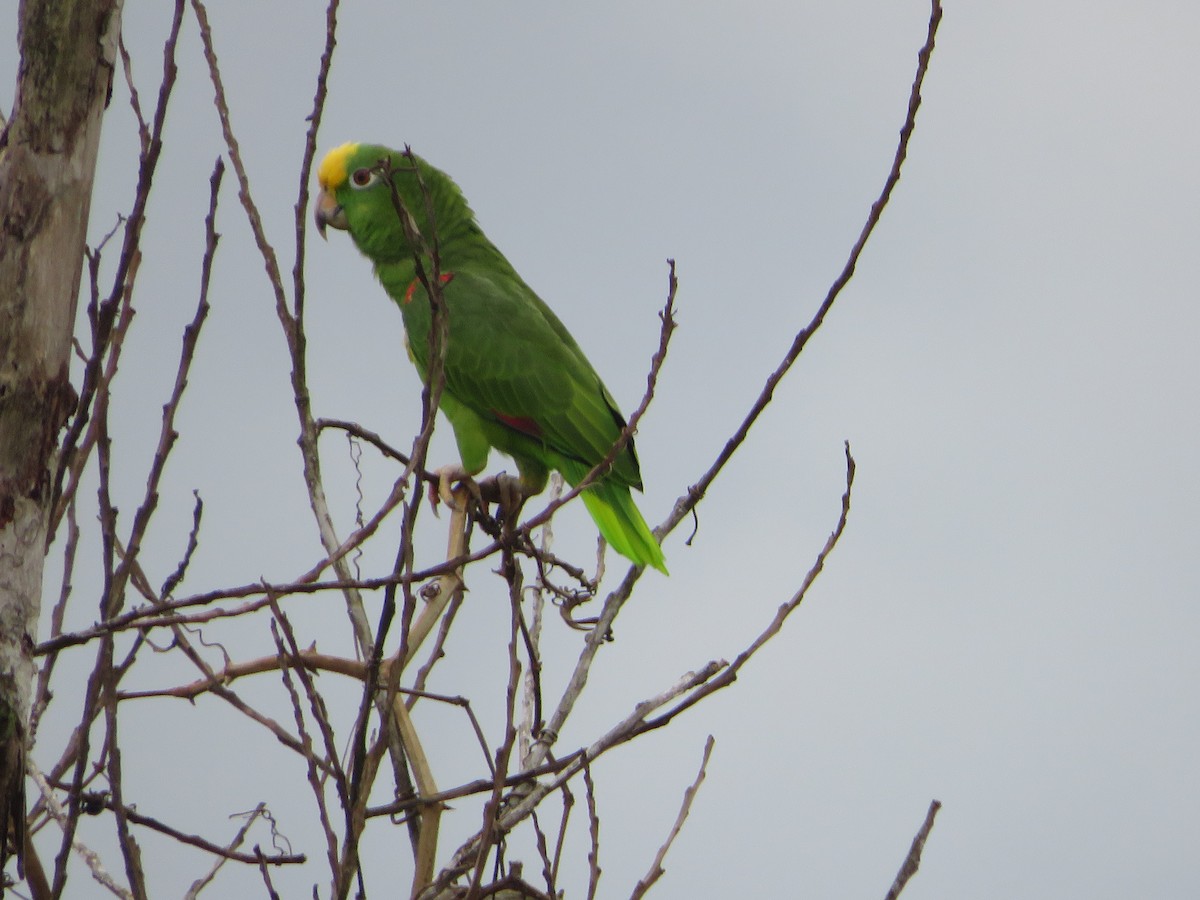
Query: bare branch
28 763 134 900
660 0 943 541
884 800 942 900
628 736 715 899
160 490 204 599
103 660 149 900
268 610 343 888
108 156 222 615
424 661 727 895
638 444 856 732
50 0 188 543
116 32 150 153
64 796 305 871
292 0 342 324
189 0 288 324
582 761 601 900
184 804 273 899
316 418 434 476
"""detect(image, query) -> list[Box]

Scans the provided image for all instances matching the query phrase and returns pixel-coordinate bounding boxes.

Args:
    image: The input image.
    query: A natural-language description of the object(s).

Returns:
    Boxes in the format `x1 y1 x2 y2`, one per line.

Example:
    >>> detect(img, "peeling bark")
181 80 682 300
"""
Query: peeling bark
0 0 121 876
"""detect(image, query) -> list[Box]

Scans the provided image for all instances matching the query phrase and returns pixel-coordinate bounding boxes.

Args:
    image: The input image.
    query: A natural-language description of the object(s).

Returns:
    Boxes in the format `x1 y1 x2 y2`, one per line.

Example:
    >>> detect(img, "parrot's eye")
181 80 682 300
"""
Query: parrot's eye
350 168 379 189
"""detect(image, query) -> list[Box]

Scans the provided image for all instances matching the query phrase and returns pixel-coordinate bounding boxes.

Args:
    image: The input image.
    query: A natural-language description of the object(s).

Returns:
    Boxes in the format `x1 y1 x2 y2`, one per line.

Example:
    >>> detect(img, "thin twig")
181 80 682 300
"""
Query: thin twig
65 792 304 869
550 784 574 892
108 156 221 619
582 760 601 900
184 804 269 899
522 266 679 773
462 544 526 900
189 0 288 320
422 662 726 895
30 496 79 737
165 620 329 769
628 736 715 899
268 607 343 887
160 490 203 599
637 444 856 732
254 847 283 900
316 418 432 475
104 662 148 900
116 31 150 153
661 0 943 542
884 800 942 900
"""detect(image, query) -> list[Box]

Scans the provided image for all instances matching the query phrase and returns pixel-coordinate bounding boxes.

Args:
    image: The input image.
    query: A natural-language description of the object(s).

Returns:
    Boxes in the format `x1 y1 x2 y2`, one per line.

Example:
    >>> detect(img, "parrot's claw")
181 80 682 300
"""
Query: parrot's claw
426 468 527 527
429 465 481 513
477 473 527 527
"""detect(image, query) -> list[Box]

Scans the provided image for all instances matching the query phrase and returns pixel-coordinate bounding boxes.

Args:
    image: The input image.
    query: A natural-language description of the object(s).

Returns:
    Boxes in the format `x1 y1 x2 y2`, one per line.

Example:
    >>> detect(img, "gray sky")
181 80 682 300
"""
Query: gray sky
6 0 1199 896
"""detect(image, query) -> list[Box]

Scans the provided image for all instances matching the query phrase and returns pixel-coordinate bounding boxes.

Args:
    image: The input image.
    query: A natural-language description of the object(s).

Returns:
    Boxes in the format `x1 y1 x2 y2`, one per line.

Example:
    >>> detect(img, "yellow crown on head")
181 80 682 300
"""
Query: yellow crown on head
318 142 360 190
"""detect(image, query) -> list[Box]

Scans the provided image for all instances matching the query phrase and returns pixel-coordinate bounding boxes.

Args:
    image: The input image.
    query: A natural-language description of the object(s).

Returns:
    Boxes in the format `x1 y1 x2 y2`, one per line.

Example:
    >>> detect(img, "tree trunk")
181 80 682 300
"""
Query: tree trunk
0 0 121 874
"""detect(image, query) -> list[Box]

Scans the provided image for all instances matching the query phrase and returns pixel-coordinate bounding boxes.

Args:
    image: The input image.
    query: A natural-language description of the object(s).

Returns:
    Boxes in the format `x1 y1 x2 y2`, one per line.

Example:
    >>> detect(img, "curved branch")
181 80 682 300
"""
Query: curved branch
661 0 943 539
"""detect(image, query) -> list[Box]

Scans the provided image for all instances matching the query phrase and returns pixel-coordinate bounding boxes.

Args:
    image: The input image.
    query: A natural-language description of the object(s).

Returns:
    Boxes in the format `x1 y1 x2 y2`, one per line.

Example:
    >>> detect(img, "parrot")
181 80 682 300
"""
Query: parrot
314 142 667 574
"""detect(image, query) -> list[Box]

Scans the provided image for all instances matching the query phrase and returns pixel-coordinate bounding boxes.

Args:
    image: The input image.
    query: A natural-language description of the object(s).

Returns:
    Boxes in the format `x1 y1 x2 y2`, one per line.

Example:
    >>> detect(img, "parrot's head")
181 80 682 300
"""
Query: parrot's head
315 142 470 265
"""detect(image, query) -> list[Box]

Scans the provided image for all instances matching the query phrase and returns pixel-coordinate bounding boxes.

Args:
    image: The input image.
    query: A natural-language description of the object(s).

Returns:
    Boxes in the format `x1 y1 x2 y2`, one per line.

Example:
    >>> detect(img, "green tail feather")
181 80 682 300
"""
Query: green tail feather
578 479 668 575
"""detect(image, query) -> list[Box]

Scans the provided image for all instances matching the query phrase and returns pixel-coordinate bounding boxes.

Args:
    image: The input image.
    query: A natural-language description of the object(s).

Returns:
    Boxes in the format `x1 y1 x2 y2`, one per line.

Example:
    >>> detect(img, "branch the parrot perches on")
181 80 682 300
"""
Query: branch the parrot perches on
315 142 667 574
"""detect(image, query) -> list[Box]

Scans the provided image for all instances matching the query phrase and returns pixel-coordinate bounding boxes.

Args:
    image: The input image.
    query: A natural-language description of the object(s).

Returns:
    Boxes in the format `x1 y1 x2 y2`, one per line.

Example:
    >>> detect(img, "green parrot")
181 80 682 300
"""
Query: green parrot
315 142 667 574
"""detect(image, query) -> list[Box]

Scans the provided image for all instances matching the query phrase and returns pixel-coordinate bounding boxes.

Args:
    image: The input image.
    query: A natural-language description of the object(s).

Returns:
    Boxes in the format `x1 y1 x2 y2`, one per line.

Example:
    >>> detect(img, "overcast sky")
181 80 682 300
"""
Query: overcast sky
5 1 1199 897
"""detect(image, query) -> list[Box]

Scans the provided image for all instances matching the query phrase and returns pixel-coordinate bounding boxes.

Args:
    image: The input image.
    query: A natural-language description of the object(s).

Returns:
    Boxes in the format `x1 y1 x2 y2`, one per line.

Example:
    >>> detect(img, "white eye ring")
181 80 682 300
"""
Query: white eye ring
349 168 380 189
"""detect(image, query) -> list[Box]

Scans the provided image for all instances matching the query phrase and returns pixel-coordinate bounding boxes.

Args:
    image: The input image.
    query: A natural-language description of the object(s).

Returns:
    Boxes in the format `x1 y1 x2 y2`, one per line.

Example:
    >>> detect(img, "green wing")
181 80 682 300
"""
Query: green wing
402 269 667 573
403 269 642 488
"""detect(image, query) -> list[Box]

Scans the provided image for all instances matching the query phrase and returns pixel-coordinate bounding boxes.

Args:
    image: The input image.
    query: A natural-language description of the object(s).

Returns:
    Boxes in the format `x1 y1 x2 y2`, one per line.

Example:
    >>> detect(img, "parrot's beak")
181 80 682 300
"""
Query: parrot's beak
314 187 347 239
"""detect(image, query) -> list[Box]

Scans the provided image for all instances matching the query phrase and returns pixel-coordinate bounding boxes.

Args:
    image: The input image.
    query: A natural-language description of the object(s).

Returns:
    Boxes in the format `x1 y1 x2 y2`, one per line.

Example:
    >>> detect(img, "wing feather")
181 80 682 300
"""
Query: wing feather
404 269 642 488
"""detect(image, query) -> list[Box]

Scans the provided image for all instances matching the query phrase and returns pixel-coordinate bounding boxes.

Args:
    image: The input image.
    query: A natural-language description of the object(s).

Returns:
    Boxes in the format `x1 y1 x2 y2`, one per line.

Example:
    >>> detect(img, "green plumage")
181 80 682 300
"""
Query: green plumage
317 143 667 573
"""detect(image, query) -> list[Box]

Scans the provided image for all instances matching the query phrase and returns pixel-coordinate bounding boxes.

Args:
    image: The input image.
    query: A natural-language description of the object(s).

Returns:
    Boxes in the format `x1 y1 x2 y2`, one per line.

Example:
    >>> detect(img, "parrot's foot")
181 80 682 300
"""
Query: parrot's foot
429 465 482 513
477 473 527 528
427 468 529 530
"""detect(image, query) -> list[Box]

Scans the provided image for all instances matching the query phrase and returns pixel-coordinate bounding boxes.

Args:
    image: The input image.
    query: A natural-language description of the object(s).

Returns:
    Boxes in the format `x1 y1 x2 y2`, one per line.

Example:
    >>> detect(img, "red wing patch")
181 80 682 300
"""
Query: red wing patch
493 411 542 438
403 271 455 305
